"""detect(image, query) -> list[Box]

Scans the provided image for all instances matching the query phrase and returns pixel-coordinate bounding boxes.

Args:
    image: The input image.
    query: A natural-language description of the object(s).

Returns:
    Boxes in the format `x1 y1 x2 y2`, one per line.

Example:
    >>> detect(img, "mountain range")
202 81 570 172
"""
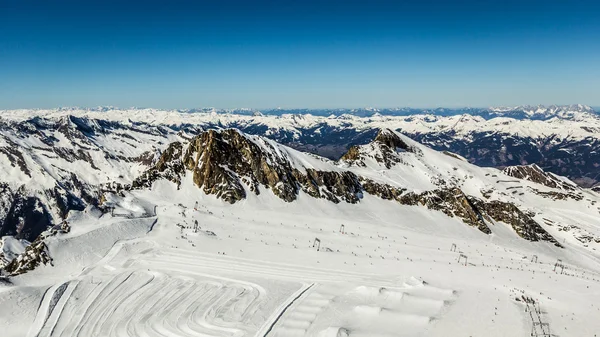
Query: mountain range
2 104 598 188
1 108 600 336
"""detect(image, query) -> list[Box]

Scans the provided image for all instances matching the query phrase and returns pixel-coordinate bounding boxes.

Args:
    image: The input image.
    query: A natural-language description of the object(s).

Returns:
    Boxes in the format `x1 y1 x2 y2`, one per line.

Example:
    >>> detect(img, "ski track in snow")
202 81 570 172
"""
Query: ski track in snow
30 269 268 337
10 188 600 337
27 251 455 337
25 225 459 337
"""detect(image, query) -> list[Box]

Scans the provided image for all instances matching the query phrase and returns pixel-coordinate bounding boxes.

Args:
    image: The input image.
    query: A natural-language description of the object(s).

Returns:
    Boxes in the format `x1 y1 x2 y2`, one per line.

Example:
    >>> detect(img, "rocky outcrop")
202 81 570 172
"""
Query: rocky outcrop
358 182 559 243
133 129 365 204
373 128 411 151
132 142 186 189
397 188 492 234
467 198 562 246
2 237 53 276
182 129 298 203
341 129 419 169
340 146 364 166
361 178 406 201
503 164 577 191
527 187 584 201
0 220 70 276
0 185 53 242
294 169 363 204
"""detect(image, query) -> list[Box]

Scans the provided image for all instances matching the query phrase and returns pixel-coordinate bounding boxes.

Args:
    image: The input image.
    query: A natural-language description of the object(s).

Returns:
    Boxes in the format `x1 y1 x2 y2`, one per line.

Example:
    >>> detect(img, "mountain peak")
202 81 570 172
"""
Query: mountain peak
373 128 410 151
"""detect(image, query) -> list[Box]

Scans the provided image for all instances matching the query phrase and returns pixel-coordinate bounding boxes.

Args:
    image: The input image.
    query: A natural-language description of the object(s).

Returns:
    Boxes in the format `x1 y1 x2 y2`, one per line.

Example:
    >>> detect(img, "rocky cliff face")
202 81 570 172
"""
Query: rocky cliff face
133 129 365 204
132 142 185 189
467 198 561 245
183 129 297 202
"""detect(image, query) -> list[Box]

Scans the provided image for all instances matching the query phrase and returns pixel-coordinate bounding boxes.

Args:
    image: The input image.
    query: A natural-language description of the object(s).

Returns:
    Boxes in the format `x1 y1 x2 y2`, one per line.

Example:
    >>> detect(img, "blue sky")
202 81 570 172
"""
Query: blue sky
1 0 599 109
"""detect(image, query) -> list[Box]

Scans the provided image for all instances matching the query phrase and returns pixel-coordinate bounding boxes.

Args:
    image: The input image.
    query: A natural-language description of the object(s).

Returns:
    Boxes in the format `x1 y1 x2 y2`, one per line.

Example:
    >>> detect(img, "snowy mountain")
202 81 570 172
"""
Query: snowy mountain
486 104 597 120
0 107 598 243
122 128 574 248
2 105 598 187
1 111 600 336
0 115 178 243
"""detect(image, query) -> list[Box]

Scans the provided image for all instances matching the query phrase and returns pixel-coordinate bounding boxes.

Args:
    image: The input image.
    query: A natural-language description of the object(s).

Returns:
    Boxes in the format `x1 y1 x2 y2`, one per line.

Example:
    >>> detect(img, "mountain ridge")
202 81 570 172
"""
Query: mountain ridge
3 107 598 188
122 128 565 247
5 104 595 120
1 120 599 273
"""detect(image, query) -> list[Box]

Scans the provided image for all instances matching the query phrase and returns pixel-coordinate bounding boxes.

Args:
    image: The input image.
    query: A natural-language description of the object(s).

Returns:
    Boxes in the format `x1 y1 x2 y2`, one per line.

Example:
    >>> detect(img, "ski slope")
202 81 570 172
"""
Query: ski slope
2 173 600 337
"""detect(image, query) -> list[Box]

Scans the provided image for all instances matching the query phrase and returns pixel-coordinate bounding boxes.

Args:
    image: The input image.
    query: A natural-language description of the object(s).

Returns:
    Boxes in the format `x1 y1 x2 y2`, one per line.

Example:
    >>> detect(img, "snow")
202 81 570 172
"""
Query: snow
0 183 600 336
1 236 29 264
0 182 598 336
1 125 600 336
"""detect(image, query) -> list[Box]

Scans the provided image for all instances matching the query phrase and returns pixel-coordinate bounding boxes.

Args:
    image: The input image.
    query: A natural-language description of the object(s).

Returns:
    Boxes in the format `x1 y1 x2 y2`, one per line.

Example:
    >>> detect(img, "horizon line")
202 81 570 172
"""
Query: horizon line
1 104 597 112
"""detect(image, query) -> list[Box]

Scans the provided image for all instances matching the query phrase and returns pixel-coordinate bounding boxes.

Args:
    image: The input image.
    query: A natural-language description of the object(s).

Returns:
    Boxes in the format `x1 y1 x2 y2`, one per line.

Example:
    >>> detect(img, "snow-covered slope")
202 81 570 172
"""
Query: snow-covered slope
0 115 183 242
1 123 600 336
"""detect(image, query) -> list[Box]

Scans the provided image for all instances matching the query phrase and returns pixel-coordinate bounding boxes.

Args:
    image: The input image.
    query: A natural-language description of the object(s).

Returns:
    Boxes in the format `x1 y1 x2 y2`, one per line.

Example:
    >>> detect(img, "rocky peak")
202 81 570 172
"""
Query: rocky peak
132 128 364 204
373 128 410 151
341 128 418 169
183 129 297 202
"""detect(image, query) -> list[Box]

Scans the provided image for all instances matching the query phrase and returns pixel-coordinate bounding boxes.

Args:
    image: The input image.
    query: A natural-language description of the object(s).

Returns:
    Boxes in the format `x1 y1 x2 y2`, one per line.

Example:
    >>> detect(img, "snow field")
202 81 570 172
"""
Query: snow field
3 175 600 336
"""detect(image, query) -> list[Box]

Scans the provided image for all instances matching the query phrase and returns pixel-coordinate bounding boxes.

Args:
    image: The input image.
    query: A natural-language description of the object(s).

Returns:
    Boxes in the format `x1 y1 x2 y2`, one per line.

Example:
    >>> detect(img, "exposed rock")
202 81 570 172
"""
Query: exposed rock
503 164 577 191
134 129 365 204
527 187 584 201
361 178 406 201
294 169 362 204
46 187 86 220
374 128 410 151
132 142 186 189
340 146 365 166
398 188 492 234
183 129 297 203
340 128 419 169
0 186 53 242
3 237 53 276
467 198 561 247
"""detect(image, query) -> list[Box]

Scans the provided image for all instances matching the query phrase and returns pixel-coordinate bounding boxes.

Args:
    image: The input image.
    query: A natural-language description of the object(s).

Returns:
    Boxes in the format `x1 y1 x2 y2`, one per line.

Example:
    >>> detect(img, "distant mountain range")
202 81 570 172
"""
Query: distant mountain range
1 105 598 191
32 104 598 120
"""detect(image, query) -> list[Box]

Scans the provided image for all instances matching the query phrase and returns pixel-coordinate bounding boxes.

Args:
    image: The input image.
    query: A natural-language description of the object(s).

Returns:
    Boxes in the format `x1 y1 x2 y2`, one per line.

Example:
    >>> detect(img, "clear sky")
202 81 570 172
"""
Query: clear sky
1 0 599 109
